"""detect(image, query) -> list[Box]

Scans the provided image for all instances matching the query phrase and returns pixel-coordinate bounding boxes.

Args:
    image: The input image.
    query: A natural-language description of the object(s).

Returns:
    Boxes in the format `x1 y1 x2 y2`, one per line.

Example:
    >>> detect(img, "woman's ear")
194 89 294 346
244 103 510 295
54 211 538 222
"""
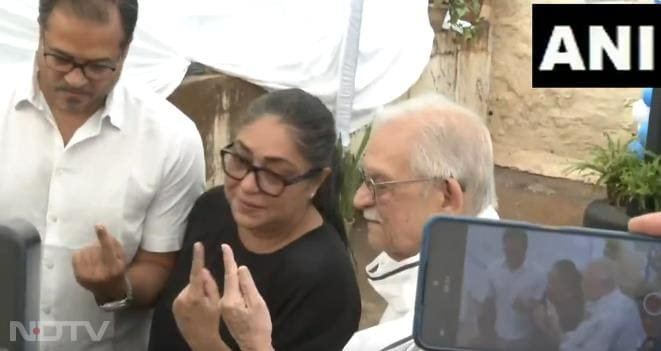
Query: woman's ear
439 178 464 215
310 167 332 195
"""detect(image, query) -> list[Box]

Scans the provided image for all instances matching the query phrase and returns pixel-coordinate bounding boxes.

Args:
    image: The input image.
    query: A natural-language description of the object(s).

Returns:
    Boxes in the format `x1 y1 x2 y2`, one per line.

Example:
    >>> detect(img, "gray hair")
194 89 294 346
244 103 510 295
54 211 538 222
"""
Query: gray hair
586 257 618 289
372 93 497 215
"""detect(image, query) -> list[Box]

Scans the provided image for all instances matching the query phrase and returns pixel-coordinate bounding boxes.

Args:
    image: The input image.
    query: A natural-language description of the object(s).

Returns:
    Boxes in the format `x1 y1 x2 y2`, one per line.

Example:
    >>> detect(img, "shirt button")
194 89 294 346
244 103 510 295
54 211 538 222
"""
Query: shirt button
49 215 58 223
44 261 54 269
42 306 51 314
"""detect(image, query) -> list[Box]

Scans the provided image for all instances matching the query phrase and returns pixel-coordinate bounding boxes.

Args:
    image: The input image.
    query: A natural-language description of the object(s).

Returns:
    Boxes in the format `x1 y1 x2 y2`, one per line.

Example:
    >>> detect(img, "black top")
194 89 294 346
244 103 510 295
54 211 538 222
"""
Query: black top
554 296 584 333
149 186 361 351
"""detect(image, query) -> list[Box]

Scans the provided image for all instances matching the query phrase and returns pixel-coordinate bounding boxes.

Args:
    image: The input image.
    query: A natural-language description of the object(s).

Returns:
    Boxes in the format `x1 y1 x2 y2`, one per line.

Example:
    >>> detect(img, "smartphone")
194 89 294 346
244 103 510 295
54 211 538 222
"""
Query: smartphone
0 219 41 351
414 215 661 351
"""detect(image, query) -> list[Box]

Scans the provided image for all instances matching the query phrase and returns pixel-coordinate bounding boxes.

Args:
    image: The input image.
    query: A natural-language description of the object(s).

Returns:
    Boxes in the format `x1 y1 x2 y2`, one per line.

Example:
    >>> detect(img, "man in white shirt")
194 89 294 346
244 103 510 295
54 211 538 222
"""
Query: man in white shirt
475 229 546 350
559 258 646 351
0 0 205 350
168 93 501 351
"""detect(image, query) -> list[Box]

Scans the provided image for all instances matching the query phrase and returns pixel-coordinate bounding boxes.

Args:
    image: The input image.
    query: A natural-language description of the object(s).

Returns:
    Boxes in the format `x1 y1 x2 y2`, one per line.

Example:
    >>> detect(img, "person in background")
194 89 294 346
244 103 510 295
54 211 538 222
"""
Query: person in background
603 239 646 298
475 229 546 351
0 0 205 349
150 88 361 351
559 258 646 351
532 259 585 351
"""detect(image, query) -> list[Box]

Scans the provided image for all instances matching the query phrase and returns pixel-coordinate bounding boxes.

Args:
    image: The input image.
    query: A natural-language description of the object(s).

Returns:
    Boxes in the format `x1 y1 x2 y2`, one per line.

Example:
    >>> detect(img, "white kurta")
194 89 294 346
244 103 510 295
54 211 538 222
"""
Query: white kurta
343 207 500 351
483 260 547 341
560 288 646 351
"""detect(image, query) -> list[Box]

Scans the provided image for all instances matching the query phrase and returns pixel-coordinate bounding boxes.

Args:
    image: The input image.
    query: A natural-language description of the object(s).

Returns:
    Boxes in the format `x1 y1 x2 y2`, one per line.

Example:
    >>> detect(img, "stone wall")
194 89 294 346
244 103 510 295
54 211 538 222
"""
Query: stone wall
487 0 641 180
404 0 643 181
168 74 266 187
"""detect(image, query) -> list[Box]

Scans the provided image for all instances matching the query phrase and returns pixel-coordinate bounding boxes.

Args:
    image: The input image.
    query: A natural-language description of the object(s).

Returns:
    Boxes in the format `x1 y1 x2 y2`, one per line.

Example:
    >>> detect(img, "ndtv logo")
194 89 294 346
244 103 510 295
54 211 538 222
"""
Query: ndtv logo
9 321 110 342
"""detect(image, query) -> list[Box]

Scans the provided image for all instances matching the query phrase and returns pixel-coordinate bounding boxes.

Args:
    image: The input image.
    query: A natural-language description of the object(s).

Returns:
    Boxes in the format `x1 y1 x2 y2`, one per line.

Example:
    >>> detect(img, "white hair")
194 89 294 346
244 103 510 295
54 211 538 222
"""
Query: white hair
586 257 618 289
371 93 498 215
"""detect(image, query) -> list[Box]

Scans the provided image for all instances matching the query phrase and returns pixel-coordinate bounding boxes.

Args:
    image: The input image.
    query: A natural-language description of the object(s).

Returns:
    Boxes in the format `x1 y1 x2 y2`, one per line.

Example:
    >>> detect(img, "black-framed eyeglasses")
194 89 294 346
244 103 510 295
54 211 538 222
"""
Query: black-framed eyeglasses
359 168 440 202
220 143 322 197
41 38 117 80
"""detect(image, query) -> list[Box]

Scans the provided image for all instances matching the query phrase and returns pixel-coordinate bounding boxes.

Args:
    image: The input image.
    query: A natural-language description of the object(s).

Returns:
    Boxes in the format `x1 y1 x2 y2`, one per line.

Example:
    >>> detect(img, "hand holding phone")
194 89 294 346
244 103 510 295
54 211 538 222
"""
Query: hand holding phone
414 215 656 351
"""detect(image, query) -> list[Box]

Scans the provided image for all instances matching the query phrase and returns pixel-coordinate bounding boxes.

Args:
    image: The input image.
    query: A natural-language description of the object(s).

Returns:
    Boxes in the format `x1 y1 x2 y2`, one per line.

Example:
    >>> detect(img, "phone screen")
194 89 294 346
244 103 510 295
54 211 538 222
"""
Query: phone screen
418 218 661 351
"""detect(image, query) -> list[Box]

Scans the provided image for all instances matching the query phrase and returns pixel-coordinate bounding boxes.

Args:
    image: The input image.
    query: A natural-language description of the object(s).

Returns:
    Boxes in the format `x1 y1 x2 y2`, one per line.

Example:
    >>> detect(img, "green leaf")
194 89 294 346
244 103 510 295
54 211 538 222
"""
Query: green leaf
337 123 374 223
470 0 481 14
356 123 372 160
566 132 660 208
456 6 469 18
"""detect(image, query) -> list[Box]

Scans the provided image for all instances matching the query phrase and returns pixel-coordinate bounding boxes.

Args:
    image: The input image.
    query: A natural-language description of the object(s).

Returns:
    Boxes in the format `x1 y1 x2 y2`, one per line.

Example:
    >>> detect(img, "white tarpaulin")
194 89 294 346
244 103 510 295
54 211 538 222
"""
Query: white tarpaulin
0 0 433 135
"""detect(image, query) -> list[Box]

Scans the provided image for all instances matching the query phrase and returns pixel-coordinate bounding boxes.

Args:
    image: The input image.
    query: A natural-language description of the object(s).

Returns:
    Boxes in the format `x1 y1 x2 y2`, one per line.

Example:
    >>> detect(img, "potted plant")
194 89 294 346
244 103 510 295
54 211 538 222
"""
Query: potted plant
567 133 639 207
338 124 372 231
567 133 661 230
619 151 661 216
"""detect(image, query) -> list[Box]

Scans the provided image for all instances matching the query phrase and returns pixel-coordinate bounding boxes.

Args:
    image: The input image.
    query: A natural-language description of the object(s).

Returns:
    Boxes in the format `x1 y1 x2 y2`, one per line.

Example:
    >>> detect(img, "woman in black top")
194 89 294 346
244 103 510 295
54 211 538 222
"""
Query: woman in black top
532 259 585 350
148 89 361 351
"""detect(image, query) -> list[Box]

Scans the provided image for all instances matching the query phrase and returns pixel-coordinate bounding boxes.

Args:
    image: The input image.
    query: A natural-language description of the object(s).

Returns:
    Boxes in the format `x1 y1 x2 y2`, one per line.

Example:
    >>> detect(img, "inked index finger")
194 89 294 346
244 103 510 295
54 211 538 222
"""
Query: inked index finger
221 244 240 299
95 224 122 262
95 224 114 250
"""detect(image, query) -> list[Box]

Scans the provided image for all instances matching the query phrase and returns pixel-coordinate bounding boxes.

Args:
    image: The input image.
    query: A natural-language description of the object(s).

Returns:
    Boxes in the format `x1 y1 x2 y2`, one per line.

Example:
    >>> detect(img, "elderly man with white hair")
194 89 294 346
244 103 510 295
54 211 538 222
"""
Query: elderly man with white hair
342 93 500 350
169 93 500 351
556 258 646 351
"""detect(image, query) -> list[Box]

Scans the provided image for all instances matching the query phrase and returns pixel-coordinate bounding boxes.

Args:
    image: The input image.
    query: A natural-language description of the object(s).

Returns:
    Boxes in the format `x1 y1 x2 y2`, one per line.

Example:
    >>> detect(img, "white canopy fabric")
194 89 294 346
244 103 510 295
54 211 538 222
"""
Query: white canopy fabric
0 0 433 135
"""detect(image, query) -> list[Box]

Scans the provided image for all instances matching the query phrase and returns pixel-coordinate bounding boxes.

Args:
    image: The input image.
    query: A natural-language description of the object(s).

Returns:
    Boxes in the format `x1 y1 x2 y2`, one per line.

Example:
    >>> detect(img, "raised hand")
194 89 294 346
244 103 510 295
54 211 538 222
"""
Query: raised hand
220 244 273 351
72 225 127 303
173 242 229 351
532 303 549 331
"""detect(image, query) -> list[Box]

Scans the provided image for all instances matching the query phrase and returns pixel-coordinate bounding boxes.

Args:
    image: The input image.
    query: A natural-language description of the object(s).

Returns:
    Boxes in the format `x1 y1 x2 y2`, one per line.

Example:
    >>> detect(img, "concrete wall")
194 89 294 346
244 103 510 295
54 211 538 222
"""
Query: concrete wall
168 74 266 187
171 0 647 184
488 0 641 180
403 1 643 181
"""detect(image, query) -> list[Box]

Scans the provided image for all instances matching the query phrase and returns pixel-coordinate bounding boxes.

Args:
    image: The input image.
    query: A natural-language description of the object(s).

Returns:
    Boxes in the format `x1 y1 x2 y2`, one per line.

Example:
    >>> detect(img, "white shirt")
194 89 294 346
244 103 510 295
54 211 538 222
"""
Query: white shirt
366 252 420 324
560 288 646 351
343 206 500 351
483 259 546 341
0 62 206 351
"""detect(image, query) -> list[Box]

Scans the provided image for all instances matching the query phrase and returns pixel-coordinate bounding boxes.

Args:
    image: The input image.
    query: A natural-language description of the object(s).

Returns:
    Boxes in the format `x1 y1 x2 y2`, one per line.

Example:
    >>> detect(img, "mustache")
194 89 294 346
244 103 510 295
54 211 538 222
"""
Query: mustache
362 208 382 222
55 86 92 96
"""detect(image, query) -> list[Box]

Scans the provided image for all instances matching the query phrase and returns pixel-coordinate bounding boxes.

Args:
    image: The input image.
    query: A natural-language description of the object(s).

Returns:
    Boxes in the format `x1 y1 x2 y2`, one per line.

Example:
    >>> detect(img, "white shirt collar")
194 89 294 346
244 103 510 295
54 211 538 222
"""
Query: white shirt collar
500 260 528 274
478 205 500 220
365 205 501 322
14 60 124 130
366 252 420 323
586 288 622 316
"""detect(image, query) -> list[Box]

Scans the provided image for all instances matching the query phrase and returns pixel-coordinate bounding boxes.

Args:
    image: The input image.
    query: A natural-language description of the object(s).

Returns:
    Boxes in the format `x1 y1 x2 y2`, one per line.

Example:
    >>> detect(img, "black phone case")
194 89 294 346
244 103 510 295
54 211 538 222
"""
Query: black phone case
413 214 659 351
0 219 41 351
